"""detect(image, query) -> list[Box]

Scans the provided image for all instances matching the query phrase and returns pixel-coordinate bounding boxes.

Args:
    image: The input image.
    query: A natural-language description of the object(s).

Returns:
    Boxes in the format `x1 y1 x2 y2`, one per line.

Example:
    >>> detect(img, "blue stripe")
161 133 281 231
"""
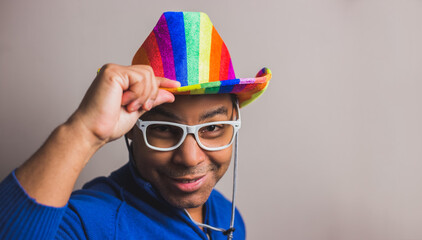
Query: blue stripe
218 79 239 93
164 12 188 86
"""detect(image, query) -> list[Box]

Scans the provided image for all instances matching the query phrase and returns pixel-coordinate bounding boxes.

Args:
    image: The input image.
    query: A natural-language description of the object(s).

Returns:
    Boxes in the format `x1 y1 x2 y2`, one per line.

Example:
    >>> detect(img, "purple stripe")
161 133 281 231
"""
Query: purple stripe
153 14 176 80
239 78 256 84
227 59 235 79
231 84 246 93
231 83 247 93
231 78 255 92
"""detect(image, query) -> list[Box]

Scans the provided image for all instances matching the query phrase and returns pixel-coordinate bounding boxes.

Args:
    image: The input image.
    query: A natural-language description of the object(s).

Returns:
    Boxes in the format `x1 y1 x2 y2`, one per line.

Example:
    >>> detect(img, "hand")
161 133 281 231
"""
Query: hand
14 63 180 207
69 64 180 146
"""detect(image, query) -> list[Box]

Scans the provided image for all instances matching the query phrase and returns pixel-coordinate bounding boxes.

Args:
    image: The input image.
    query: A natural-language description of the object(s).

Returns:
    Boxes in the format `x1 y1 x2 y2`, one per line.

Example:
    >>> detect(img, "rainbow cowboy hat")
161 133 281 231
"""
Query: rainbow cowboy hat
132 11 272 107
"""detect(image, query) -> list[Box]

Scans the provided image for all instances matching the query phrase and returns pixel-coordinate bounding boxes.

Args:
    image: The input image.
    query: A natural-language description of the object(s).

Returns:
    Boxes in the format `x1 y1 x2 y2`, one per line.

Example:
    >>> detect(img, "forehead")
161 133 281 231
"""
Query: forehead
171 94 232 109
142 94 233 122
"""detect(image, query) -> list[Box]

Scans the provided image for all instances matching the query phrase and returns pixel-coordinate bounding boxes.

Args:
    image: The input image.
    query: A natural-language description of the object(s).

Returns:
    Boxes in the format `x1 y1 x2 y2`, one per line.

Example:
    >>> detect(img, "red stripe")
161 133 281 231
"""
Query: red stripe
143 32 164 77
219 42 230 80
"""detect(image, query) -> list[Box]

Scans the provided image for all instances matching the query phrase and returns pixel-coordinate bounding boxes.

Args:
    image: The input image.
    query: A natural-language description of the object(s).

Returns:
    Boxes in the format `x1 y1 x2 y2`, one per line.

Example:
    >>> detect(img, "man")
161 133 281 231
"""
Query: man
0 12 271 239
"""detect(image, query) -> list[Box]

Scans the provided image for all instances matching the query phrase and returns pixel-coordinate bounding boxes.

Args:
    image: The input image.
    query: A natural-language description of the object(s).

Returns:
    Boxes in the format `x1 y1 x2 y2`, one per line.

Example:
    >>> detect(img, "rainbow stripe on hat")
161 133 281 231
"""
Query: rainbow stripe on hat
132 12 271 107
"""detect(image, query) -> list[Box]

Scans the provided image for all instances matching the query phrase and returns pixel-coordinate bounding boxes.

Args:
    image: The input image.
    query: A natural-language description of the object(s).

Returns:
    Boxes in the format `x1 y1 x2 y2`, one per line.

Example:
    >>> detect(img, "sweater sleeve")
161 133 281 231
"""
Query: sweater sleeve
0 170 68 239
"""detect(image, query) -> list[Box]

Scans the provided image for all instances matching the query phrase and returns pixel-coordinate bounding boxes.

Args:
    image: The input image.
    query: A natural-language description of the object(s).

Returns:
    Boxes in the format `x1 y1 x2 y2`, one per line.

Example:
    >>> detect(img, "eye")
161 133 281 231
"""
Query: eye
206 125 218 131
153 125 171 132
199 124 225 136
201 125 221 133
147 124 183 140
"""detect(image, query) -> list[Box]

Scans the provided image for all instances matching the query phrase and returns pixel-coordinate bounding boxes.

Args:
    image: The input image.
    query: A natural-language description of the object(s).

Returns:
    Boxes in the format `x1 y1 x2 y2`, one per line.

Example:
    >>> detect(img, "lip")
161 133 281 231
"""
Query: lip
167 174 207 193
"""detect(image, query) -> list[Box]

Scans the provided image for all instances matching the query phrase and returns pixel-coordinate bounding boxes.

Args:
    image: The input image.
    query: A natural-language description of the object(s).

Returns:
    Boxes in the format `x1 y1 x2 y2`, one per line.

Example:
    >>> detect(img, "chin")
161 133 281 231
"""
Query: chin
167 192 211 209
161 187 214 209
170 199 204 209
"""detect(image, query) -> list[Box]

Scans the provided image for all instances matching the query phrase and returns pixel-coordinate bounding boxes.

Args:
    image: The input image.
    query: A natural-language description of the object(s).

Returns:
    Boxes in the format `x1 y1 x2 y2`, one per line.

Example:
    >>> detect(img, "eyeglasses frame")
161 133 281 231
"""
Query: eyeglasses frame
135 119 241 151
135 102 241 152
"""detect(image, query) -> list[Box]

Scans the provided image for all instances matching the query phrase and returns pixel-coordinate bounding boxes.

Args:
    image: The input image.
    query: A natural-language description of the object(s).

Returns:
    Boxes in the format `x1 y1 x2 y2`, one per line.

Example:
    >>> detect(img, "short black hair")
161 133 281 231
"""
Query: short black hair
230 94 238 108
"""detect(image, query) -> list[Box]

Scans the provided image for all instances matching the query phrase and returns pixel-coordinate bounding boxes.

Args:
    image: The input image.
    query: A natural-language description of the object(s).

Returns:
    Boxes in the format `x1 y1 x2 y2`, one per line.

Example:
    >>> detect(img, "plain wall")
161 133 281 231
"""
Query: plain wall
1 0 422 239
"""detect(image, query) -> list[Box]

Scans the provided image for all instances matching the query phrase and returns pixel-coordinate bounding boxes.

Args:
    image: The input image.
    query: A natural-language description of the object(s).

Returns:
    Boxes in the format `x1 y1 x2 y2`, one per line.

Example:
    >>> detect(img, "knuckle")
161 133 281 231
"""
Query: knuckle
151 82 159 93
101 63 120 76
143 66 155 80
143 65 154 73
101 63 115 71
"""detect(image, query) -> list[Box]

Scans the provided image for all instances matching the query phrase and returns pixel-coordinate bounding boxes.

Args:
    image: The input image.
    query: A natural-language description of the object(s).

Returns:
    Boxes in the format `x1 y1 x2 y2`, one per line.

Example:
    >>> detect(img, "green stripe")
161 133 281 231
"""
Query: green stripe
204 81 221 94
183 12 200 85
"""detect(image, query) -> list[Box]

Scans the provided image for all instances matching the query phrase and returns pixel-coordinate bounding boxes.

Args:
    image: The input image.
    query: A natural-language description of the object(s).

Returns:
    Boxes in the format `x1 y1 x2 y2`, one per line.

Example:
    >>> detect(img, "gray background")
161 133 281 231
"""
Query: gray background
1 0 422 239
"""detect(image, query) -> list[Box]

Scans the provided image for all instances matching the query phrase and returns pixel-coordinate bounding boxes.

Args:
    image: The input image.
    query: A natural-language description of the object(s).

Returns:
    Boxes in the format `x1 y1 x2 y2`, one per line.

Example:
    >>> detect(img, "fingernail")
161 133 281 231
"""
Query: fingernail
129 100 141 112
129 105 138 112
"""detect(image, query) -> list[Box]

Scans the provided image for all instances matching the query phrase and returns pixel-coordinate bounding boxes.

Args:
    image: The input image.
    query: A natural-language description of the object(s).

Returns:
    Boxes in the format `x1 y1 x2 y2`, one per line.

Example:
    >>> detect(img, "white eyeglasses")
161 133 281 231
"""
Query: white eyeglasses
135 119 241 151
136 103 241 152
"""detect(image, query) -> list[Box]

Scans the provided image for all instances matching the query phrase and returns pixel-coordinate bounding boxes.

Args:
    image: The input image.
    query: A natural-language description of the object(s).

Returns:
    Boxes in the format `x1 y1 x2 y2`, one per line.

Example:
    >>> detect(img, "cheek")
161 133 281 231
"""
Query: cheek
216 145 233 163
131 131 173 177
136 149 171 167
134 149 175 183
209 146 233 175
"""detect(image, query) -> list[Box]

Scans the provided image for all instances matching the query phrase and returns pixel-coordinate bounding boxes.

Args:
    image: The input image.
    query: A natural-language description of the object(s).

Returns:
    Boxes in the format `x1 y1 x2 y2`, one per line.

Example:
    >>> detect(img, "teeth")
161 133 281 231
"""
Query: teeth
180 179 196 183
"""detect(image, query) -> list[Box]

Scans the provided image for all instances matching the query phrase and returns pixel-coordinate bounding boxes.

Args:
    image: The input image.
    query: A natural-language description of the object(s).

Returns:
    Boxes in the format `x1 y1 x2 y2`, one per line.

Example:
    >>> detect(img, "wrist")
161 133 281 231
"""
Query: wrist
62 114 106 156
14 115 105 206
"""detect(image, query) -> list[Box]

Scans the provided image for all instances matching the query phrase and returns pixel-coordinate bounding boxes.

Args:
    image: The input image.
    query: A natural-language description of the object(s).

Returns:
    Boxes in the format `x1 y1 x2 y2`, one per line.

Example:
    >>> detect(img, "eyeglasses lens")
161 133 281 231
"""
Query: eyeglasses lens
198 124 234 148
145 123 234 149
146 124 184 148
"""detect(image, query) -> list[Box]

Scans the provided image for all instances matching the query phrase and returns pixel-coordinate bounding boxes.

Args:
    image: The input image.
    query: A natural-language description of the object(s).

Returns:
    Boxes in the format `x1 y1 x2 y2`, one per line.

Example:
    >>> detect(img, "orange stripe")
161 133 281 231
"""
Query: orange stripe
209 27 223 82
132 43 150 66
132 32 164 77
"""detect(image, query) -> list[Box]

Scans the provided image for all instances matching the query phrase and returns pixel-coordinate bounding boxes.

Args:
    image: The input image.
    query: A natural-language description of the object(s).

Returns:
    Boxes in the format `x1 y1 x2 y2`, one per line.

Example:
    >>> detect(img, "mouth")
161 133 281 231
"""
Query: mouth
167 174 207 193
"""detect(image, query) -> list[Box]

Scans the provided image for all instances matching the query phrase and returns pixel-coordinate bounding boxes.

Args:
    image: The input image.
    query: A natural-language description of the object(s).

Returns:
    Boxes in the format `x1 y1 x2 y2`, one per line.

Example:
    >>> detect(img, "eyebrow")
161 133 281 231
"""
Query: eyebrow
143 107 183 122
199 106 228 122
143 105 230 122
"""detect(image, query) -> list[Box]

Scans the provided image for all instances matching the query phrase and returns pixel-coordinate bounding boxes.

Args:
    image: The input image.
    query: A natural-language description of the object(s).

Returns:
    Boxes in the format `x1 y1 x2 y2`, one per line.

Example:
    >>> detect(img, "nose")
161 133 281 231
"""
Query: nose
172 134 206 167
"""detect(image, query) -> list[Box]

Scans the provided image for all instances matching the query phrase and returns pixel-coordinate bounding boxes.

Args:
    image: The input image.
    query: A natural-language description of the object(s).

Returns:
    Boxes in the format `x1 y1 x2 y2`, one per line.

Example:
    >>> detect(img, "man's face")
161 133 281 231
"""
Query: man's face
129 94 236 209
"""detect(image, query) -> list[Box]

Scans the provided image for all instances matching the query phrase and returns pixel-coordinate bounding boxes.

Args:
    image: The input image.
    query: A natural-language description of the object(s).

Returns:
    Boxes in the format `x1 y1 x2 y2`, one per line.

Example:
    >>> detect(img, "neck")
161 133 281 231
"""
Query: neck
186 205 204 225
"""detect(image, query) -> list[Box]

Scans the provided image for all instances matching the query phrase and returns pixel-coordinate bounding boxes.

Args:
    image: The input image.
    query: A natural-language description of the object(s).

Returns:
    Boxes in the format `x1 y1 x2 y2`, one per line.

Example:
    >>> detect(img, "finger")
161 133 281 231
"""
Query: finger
157 77 181 88
125 82 148 112
142 74 159 111
121 91 136 106
141 99 155 111
152 89 176 107
126 99 143 112
128 67 157 111
149 74 159 101
124 67 175 112
125 67 156 111
119 75 146 104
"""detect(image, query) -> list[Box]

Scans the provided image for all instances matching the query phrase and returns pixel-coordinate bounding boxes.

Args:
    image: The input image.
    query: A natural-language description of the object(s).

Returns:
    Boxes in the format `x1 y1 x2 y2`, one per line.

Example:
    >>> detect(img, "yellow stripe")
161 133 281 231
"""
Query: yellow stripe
240 84 269 108
198 13 213 84
191 88 206 95
177 84 201 92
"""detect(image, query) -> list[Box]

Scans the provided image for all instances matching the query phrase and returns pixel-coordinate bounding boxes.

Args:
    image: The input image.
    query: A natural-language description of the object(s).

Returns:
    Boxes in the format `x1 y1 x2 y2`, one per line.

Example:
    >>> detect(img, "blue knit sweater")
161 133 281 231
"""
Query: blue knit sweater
0 161 245 239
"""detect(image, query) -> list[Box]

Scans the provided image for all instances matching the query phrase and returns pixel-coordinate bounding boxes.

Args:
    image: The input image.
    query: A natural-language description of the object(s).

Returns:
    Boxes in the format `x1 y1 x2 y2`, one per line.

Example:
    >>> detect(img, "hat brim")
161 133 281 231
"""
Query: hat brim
161 67 271 108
